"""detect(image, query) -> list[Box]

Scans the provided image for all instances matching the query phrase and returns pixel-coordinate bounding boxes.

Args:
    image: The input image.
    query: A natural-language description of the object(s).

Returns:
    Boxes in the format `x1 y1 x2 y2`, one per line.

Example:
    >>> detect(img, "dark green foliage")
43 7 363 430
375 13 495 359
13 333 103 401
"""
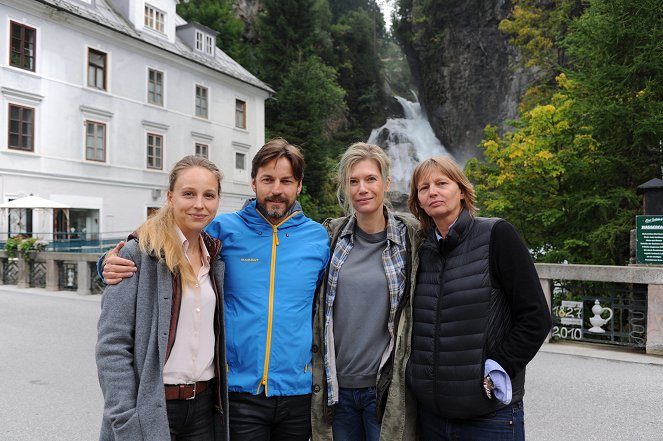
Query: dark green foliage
270 56 348 219
331 9 387 132
563 0 663 187
176 0 246 64
329 0 384 24
257 0 333 90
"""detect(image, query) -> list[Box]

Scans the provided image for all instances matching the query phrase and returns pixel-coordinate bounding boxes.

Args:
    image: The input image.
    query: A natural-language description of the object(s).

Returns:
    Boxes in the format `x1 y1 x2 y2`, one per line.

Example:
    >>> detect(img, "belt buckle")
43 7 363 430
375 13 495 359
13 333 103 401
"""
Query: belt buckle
185 382 196 400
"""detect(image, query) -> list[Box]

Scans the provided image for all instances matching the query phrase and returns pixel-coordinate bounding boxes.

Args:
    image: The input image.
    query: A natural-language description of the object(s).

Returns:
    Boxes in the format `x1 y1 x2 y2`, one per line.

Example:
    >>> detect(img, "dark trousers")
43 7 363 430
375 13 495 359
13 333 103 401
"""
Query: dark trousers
228 392 311 441
419 400 525 441
166 387 216 441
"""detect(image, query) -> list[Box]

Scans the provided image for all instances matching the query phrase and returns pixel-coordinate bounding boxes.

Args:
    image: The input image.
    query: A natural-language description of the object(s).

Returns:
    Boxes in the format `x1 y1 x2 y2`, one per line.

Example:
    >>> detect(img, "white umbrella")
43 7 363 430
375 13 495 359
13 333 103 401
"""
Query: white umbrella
1 196 71 241
0 195 70 209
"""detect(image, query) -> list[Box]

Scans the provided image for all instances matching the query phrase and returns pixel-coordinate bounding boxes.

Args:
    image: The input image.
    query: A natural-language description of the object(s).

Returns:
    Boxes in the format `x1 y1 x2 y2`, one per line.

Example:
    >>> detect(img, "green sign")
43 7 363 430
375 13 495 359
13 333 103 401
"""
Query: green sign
636 215 663 264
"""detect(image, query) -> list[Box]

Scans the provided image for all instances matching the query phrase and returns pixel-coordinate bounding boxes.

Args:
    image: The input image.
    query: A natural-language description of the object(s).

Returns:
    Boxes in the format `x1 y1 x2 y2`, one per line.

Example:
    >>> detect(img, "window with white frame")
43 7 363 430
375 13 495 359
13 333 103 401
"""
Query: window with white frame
235 99 246 129
205 34 215 55
195 143 209 158
195 85 208 118
10 21 36 71
85 120 106 162
195 30 215 55
8 104 34 151
144 5 165 33
148 69 163 106
195 31 204 51
146 133 163 169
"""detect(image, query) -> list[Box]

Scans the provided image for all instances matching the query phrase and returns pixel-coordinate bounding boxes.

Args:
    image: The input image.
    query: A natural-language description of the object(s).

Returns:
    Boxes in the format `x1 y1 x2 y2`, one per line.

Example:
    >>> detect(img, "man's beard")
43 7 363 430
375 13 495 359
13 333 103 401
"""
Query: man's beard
259 197 292 220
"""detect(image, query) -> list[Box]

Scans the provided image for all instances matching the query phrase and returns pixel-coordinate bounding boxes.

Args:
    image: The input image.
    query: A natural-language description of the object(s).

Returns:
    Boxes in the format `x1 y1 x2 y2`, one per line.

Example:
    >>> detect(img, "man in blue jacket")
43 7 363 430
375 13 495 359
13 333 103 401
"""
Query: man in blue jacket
101 138 330 440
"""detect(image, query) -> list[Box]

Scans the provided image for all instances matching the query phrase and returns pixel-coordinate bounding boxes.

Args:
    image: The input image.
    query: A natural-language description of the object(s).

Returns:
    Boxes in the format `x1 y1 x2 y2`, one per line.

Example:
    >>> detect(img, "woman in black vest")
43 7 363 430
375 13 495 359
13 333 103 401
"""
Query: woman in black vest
406 156 552 441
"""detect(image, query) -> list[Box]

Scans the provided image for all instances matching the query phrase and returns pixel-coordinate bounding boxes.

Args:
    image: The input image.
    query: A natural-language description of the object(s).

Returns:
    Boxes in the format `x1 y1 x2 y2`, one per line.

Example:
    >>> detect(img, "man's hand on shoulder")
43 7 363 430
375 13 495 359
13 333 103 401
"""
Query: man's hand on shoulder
102 241 137 285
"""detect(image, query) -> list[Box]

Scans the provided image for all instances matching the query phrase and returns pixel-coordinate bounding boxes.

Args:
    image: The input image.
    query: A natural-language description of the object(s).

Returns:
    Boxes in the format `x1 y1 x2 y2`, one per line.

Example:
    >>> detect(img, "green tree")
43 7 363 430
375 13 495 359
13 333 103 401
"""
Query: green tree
466 75 639 264
331 9 387 133
257 0 333 90
176 0 246 63
271 56 348 220
563 0 663 188
329 0 384 22
498 0 583 70
498 0 584 110
470 0 662 265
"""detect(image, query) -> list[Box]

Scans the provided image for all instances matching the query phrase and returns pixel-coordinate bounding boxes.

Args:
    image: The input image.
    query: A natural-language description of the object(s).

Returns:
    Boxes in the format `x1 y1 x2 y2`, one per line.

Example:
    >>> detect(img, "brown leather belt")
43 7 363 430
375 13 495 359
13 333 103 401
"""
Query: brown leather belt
164 381 209 401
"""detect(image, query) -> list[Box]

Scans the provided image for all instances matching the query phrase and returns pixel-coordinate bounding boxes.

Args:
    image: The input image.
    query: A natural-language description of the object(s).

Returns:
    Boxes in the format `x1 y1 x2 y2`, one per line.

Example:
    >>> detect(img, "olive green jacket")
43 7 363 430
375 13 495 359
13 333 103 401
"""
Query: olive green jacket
310 210 421 441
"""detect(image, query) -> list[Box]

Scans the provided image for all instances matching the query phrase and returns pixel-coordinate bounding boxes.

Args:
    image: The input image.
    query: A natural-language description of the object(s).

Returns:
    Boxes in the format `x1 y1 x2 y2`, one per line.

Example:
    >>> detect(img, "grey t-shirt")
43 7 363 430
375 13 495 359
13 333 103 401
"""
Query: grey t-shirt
334 226 390 388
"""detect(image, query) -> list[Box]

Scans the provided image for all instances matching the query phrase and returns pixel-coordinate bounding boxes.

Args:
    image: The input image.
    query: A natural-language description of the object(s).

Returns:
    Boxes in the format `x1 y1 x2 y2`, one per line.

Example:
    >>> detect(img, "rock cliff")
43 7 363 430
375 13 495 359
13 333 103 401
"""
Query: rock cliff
396 0 536 161
233 0 261 40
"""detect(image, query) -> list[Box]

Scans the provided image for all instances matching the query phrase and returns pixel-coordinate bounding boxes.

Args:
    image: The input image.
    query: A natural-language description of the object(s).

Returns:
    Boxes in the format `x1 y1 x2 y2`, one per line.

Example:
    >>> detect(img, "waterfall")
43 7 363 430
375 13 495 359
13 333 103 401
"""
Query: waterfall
367 96 452 195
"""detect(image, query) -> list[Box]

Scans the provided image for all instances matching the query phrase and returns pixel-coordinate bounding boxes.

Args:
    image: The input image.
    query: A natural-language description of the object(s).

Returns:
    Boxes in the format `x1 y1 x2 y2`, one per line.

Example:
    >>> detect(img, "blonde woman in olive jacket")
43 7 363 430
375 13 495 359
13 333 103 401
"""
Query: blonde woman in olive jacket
310 143 421 441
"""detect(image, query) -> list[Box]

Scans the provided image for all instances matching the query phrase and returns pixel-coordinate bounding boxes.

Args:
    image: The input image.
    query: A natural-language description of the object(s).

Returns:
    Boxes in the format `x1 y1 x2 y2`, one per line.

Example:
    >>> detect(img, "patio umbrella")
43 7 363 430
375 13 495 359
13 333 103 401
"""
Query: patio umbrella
1 196 71 239
0 195 70 209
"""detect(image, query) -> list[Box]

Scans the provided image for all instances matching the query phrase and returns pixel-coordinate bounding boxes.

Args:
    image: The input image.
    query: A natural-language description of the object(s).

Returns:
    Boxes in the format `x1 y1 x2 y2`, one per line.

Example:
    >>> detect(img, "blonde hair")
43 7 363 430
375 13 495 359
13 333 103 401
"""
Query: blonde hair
336 142 392 214
137 155 223 285
408 156 476 234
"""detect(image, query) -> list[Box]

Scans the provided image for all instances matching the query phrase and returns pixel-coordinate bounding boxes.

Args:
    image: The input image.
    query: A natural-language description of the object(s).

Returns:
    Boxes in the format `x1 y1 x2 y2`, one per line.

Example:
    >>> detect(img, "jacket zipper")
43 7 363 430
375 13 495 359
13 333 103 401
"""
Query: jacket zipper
433 249 446 408
255 210 300 396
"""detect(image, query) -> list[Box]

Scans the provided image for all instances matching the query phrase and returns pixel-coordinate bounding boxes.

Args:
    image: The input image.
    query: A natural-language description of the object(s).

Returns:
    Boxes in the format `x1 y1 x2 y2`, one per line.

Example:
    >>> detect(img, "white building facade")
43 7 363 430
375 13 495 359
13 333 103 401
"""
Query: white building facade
0 0 272 243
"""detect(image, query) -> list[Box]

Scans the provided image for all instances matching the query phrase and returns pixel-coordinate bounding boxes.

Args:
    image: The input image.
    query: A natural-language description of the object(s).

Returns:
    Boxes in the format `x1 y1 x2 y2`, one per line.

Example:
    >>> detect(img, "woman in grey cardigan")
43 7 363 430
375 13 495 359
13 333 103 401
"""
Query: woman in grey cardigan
96 155 229 441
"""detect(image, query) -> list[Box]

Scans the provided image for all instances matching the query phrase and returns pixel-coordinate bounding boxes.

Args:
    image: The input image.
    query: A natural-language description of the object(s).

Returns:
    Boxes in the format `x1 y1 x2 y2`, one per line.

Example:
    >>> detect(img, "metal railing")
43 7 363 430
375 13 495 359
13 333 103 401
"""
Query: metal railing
0 231 129 254
551 281 647 349
536 263 663 356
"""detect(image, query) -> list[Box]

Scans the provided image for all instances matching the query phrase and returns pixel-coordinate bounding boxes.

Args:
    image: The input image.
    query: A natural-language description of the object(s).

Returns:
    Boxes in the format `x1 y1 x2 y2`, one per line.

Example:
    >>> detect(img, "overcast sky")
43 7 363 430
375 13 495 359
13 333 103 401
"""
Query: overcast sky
379 0 395 29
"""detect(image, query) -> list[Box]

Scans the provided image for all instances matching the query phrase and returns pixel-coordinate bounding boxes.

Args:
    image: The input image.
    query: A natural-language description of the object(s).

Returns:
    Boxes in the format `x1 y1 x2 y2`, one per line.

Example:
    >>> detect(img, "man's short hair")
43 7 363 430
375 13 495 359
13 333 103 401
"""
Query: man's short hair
251 138 305 182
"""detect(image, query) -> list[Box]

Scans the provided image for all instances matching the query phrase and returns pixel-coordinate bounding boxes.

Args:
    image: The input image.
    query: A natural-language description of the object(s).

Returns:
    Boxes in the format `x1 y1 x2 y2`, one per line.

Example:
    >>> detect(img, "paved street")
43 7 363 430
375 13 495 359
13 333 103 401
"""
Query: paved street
1 286 663 440
525 346 663 440
0 288 102 441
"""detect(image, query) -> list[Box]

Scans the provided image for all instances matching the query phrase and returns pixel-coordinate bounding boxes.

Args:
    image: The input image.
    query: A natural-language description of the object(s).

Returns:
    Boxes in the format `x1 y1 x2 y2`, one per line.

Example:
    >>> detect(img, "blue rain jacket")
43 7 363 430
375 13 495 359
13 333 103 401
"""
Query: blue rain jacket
205 200 329 396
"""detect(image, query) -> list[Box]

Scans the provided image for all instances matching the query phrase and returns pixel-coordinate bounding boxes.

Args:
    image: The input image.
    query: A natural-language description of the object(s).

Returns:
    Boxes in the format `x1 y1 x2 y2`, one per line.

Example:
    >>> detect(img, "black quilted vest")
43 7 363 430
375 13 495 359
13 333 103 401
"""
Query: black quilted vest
406 210 525 419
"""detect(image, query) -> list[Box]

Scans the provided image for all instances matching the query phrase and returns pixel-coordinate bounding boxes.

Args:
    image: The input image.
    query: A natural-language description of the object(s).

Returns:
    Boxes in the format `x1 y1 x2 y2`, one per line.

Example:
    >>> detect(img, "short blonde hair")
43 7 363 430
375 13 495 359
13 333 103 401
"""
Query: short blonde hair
336 142 391 214
407 156 476 234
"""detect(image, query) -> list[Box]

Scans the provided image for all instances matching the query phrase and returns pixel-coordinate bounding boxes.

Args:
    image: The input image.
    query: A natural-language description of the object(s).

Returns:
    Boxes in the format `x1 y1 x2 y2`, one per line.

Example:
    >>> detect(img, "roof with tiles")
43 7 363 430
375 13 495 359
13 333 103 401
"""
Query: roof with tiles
33 0 273 93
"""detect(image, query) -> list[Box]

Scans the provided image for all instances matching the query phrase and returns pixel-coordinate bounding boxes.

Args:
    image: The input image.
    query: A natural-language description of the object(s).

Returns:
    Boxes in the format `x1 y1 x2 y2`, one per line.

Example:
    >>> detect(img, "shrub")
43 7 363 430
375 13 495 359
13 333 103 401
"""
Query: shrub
4 236 49 259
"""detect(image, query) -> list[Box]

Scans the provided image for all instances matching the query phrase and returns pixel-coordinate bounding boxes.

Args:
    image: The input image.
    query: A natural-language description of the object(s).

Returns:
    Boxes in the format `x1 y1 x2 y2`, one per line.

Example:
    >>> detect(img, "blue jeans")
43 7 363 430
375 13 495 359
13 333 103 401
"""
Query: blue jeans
419 400 525 441
332 386 381 441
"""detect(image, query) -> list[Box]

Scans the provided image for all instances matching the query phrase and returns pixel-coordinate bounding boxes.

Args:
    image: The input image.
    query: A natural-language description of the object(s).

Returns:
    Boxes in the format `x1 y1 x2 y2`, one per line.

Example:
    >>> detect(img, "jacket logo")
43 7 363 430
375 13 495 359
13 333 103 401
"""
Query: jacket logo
240 258 259 262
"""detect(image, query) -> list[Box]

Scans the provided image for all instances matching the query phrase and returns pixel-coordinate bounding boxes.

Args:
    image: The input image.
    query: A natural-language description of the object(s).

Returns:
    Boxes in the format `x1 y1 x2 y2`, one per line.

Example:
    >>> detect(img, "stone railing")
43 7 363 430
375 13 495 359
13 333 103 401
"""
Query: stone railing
0 250 103 295
536 263 663 356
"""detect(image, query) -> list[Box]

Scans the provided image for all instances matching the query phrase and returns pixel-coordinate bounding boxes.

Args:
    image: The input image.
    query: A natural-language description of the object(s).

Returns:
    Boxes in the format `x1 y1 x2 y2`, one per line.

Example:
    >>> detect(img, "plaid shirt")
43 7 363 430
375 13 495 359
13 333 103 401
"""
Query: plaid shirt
323 209 409 405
